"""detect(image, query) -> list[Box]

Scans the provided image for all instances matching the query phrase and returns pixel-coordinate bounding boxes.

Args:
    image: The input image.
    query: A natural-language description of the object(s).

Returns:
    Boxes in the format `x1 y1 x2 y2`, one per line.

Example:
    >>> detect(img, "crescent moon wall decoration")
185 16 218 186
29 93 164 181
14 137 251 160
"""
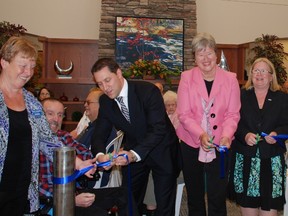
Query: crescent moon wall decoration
54 60 74 78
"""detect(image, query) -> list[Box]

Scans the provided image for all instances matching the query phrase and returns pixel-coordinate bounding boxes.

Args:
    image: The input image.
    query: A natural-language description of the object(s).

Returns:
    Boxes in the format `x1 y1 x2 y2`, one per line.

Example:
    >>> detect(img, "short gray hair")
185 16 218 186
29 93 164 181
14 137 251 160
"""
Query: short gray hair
163 90 177 104
192 32 216 54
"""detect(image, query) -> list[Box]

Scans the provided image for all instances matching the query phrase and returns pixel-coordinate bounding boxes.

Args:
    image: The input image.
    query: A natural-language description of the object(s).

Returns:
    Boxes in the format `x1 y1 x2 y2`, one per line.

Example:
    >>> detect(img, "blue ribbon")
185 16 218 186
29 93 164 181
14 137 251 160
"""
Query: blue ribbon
261 132 288 148
212 143 228 178
96 160 112 167
96 154 121 168
98 153 133 216
53 153 133 216
53 165 95 184
125 154 133 216
54 154 121 184
108 153 133 216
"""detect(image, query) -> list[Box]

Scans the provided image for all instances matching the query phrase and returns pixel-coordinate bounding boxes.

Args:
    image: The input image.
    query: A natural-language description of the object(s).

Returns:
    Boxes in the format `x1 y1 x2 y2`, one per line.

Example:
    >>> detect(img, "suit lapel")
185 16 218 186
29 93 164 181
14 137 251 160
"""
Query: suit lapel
127 82 137 125
112 82 137 129
209 68 223 100
261 90 275 117
112 98 131 130
246 89 260 114
192 69 209 101
248 89 275 114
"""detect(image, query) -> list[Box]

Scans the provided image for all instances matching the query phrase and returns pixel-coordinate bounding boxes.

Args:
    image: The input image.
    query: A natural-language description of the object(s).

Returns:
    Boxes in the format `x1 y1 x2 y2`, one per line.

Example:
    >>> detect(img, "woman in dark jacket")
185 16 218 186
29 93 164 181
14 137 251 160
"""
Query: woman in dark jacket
229 58 288 216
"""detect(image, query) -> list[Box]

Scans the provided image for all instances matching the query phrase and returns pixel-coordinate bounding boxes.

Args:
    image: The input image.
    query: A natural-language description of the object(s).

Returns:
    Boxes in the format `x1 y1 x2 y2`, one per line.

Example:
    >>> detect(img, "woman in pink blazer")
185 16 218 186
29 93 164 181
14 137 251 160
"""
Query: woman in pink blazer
176 32 241 216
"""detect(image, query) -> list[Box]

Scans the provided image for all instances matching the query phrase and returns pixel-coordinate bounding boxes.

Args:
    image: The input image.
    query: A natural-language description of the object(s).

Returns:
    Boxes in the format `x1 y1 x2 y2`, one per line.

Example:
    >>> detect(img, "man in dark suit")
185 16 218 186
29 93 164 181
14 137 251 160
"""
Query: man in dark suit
90 58 180 216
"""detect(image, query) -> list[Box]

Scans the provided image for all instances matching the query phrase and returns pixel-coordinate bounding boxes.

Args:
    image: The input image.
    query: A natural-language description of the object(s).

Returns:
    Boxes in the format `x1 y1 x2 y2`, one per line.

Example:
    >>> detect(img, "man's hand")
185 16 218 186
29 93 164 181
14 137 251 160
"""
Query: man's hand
75 157 97 178
115 150 134 165
96 154 114 170
75 193 95 207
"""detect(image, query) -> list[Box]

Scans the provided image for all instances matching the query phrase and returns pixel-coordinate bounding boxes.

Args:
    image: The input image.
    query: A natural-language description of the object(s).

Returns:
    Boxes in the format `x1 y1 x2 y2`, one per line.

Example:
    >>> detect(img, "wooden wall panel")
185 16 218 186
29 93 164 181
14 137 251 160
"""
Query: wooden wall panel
217 43 249 85
38 37 98 84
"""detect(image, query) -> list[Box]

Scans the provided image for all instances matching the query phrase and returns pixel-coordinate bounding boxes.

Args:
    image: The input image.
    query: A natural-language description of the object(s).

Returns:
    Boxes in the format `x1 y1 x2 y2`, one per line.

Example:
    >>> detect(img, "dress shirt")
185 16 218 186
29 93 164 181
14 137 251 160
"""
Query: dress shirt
113 79 141 162
75 111 90 135
95 79 143 162
115 79 129 111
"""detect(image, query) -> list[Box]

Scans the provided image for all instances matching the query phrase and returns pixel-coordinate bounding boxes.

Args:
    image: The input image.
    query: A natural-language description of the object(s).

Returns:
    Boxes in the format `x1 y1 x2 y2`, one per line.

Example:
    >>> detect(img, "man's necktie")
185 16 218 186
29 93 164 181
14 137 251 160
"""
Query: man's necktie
116 96 130 122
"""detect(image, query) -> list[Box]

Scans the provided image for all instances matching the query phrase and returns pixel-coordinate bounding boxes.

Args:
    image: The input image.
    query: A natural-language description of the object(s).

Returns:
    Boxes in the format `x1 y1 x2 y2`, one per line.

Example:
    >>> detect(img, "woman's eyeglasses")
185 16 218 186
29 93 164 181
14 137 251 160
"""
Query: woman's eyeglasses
252 68 272 75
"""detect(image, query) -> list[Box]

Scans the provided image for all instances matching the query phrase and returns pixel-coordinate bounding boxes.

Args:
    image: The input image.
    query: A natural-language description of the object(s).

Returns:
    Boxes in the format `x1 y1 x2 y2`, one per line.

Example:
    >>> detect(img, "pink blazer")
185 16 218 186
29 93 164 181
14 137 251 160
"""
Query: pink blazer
176 66 241 148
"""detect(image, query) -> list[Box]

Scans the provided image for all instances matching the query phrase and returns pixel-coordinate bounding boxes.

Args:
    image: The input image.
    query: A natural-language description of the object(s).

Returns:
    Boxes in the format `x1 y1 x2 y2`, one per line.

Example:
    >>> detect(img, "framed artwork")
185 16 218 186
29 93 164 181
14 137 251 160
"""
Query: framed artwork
115 16 184 74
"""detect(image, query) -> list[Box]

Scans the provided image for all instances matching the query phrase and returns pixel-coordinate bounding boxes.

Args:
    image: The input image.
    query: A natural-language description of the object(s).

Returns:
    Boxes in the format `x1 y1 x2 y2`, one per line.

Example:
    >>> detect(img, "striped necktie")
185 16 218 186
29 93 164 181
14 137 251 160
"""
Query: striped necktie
116 96 130 123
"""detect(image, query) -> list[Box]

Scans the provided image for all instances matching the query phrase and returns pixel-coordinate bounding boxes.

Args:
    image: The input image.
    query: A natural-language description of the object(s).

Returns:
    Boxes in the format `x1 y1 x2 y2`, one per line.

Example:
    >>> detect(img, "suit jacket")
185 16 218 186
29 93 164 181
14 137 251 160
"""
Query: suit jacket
91 80 179 172
232 88 288 158
77 120 117 150
176 66 241 148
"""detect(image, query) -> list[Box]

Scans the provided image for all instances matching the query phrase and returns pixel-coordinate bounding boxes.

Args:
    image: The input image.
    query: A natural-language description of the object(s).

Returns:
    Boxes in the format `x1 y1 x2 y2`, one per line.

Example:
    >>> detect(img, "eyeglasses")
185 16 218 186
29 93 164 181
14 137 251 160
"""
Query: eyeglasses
252 68 272 75
83 101 99 105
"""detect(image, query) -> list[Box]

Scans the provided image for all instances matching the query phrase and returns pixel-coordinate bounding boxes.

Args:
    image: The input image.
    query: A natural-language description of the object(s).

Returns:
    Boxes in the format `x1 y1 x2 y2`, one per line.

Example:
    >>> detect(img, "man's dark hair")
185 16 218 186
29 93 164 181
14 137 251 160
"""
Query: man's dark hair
91 57 120 74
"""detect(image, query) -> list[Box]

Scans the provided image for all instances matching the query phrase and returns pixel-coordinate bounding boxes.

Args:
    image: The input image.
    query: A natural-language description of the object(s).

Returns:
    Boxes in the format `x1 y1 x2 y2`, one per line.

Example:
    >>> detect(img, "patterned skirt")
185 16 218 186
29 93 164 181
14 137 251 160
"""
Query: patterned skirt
228 149 286 211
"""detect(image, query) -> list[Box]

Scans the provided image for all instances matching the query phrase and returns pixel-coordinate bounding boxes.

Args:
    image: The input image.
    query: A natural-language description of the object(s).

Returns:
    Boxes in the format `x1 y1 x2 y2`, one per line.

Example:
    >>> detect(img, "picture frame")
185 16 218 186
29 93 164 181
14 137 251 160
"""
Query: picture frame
115 16 184 74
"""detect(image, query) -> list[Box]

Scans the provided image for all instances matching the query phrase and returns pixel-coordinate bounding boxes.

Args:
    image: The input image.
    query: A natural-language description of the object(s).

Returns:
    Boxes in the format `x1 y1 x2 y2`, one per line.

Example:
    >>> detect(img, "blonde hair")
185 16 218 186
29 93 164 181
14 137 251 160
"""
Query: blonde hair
244 57 280 91
0 36 37 73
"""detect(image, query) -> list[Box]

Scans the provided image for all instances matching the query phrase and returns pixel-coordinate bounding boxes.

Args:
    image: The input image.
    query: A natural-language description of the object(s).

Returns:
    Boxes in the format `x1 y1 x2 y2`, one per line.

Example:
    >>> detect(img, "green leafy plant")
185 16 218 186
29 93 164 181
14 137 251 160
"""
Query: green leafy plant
0 21 27 48
249 34 288 85
122 59 181 85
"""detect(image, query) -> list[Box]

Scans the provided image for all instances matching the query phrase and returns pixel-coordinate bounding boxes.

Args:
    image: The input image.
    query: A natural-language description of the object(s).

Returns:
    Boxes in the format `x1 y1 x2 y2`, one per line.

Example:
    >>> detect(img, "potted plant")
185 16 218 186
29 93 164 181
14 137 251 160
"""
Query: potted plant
248 34 288 85
0 21 27 48
122 59 181 85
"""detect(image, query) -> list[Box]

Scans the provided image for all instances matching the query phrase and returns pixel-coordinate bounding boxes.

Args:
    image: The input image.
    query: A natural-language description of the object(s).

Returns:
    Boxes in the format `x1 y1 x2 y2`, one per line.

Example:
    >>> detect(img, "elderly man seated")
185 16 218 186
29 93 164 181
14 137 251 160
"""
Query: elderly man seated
39 98 137 216
72 88 118 188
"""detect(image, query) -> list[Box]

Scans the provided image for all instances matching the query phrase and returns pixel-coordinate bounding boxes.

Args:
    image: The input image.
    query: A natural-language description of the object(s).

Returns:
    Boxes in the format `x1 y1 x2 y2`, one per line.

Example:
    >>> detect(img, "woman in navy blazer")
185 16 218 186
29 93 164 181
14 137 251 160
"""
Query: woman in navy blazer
90 58 180 216
229 58 288 216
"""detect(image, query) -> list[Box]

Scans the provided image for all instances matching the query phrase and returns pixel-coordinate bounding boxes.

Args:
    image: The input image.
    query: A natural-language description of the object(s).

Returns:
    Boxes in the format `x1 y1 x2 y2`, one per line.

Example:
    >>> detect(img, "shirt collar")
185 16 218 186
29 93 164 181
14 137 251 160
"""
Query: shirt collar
118 79 128 98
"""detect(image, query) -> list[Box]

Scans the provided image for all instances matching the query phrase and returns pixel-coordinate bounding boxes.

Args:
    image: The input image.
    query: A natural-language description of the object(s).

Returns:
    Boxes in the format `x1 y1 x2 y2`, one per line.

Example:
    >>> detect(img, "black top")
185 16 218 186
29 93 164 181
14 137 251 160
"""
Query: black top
232 89 288 158
204 79 214 96
0 108 32 192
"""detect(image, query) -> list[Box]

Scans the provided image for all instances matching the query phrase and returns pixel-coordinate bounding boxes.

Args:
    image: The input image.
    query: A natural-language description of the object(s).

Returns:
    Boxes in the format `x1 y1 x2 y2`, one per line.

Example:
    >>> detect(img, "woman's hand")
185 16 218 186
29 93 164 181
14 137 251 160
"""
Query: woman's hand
264 131 277 144
200 133 214 152
219 136 231 149
245 133 259 146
